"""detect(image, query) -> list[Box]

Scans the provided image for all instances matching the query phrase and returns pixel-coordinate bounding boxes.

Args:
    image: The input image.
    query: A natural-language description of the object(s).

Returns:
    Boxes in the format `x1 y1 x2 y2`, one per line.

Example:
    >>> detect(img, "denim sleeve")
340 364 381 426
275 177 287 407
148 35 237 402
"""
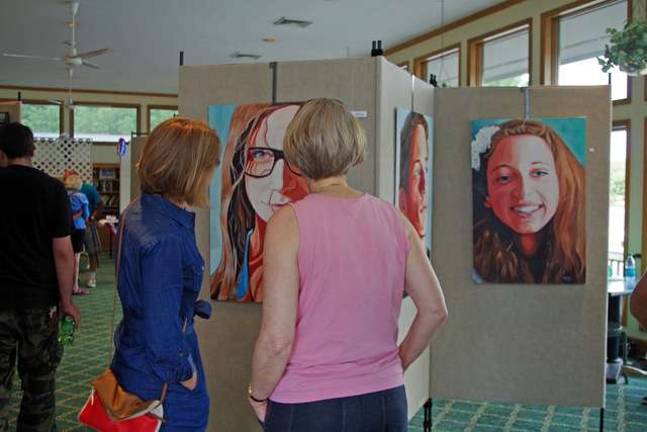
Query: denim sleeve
140 235 195 383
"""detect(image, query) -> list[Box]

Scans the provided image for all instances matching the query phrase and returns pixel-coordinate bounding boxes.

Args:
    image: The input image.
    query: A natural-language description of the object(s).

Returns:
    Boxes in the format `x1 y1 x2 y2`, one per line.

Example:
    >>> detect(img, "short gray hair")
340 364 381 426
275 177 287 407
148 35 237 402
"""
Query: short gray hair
284 98 366 180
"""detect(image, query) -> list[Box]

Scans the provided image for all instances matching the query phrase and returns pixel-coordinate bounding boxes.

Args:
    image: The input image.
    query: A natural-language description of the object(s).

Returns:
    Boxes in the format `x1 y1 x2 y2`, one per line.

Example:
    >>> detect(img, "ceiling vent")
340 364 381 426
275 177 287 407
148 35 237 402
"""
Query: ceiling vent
231 52 262 60
273 17 313 28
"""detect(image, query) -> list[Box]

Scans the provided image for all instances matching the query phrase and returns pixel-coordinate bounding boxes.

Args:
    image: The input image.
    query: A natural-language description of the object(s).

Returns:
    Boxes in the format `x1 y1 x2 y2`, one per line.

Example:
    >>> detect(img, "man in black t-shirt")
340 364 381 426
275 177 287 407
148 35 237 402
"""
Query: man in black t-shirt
0 123 80 431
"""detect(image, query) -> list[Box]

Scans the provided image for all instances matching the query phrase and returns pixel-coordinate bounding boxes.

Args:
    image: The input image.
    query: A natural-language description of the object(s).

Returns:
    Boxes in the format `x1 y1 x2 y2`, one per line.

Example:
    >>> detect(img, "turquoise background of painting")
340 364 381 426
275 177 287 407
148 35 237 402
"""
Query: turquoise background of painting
470 117 587 166
396 107 433 252
208 104 235 273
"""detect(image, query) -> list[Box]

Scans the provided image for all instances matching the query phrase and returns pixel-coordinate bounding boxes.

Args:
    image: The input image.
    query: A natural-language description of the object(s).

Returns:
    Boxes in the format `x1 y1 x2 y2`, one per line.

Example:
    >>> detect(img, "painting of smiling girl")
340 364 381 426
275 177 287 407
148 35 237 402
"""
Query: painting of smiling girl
208 103 309 302
471 118 586 284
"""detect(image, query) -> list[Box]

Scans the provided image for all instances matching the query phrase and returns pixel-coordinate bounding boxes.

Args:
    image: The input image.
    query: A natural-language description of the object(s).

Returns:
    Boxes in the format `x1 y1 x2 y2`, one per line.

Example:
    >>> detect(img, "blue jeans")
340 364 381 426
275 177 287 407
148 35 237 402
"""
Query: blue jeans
263 385 407 432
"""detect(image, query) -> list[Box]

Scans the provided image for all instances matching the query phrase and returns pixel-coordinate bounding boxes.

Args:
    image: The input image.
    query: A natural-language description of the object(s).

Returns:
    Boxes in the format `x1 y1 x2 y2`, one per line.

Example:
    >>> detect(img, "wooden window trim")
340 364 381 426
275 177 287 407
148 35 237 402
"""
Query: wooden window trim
70 102 141 144
541 0 632 104
413 43 462 86
385 0 525 56
0 84 176 99
147 104 178 133
612 119 632 259
467 19 532 87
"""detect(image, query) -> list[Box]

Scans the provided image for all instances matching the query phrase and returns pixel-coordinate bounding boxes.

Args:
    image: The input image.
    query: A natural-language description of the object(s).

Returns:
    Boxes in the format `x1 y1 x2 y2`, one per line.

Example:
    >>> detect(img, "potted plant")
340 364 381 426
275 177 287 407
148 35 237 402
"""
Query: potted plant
598 19 647 76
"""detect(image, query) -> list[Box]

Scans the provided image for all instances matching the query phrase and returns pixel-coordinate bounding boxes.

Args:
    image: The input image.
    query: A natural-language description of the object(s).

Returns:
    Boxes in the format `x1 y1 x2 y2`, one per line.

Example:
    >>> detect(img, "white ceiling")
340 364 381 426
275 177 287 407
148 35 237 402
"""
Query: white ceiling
0 0 502 93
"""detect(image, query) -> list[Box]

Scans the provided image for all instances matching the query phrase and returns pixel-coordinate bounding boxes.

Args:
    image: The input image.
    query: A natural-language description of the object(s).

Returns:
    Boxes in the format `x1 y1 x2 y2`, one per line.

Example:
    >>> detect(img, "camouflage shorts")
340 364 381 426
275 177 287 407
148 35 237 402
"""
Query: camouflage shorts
0 307 63 432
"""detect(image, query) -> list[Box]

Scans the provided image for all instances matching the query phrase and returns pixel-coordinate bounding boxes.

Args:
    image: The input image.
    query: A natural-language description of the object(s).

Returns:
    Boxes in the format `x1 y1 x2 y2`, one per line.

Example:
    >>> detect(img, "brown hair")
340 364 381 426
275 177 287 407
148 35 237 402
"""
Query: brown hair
138 118 220 207
284 98 366 180
473 119 586 283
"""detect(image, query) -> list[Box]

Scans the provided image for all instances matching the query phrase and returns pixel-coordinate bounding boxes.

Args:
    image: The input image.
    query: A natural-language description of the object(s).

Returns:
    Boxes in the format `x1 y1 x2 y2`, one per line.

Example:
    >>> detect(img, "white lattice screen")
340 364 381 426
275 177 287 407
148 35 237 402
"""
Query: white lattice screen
33 137 93 181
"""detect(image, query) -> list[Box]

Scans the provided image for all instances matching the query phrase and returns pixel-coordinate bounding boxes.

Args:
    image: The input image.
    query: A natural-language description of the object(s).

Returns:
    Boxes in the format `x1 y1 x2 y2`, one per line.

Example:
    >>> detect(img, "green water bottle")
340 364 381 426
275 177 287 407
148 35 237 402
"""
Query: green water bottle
58 316 76 346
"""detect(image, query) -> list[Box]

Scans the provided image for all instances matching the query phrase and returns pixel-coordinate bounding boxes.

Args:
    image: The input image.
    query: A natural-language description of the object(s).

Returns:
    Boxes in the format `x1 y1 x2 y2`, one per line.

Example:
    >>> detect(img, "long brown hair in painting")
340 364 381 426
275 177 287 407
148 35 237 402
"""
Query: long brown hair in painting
472 119 585 284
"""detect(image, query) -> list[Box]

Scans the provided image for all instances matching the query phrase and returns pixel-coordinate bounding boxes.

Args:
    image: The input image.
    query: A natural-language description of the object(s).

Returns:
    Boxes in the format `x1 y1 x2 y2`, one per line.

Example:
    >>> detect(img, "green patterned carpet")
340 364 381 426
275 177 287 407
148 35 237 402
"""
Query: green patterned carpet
6 257 647 431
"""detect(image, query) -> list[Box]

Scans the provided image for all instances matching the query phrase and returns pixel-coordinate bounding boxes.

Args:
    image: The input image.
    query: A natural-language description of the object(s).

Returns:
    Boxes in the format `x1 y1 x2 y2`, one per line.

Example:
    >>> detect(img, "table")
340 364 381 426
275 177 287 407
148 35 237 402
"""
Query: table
606 277 636 383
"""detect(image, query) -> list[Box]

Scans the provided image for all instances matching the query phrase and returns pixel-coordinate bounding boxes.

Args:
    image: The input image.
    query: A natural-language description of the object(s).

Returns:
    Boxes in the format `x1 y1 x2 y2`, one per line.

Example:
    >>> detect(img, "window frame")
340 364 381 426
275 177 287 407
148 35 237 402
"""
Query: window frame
147 104 179 133
0 99 64 136
540 0 632 105
414 43 462 86
610 119 632 261
70 102 141 145
467 18 532 87
20 100 65 136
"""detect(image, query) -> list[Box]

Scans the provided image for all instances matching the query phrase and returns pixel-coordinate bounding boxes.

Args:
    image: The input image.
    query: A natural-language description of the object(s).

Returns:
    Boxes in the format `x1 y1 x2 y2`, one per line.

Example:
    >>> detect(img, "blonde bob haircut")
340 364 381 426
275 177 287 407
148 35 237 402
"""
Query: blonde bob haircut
284 98 366 180
64 172 82 191
138 117 220 207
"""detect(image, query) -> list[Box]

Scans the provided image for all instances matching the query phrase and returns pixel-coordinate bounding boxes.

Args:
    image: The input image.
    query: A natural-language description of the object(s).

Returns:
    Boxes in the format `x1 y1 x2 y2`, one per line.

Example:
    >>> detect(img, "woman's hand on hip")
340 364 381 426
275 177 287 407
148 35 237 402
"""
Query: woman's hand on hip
249 397 268 422
180 371 197 391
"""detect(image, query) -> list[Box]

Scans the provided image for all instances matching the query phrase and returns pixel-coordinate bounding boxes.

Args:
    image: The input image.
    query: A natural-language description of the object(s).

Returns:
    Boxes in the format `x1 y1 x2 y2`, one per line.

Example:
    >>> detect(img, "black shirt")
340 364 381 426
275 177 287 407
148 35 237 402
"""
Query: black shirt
0 164 71 309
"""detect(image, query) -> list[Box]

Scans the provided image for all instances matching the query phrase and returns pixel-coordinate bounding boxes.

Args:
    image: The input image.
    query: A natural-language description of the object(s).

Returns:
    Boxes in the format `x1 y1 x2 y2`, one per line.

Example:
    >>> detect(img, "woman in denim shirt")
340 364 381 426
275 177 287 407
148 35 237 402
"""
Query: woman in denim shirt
110 118 220 431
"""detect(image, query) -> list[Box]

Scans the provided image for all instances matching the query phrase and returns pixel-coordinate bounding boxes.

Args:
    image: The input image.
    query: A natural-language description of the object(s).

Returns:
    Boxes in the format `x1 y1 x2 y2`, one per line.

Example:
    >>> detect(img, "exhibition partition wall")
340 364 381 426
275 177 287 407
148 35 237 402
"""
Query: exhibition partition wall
430 86 609 408
179 57 434 431
178 56 610 430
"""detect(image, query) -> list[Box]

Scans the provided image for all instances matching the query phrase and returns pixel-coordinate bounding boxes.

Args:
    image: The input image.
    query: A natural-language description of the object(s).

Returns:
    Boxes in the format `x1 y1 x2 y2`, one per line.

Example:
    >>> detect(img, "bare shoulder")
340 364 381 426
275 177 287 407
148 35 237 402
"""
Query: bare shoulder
268 205 297 229
266 206 299 247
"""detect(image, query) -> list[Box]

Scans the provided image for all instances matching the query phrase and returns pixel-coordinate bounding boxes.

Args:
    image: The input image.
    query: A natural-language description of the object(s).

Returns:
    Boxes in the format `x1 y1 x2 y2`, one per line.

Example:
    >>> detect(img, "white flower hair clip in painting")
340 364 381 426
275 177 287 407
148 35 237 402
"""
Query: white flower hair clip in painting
471 125 500 171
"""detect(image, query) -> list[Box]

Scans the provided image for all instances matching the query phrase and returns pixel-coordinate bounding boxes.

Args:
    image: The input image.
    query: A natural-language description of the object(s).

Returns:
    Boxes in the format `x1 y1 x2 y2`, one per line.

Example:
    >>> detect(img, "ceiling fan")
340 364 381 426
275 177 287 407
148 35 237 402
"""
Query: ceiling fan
2 1 110 110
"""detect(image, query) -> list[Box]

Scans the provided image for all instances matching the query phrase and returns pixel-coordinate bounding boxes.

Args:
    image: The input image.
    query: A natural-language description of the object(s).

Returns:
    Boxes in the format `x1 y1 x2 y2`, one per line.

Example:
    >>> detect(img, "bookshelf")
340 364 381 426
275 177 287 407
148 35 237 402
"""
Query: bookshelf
92 164 120 217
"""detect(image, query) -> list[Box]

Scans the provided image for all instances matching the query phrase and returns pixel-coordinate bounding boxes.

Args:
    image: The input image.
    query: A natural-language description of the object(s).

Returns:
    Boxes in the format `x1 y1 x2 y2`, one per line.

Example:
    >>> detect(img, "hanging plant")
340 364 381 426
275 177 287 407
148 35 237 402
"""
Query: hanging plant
598 19 647 75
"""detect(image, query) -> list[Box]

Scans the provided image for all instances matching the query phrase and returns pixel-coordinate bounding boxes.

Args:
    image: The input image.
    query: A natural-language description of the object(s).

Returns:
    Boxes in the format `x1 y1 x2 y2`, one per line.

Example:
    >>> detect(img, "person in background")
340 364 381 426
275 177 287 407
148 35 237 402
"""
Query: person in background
80 180 103 288
0 122 80 431
631 271 647 406
631 272 647 329
110 118 220 431
64 171 90 296
249 99 448 432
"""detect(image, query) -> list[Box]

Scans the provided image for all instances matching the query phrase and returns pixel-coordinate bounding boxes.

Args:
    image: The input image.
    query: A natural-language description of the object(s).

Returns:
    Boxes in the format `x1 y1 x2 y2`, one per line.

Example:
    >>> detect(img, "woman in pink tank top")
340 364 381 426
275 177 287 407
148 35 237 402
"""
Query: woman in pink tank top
248 99 447 432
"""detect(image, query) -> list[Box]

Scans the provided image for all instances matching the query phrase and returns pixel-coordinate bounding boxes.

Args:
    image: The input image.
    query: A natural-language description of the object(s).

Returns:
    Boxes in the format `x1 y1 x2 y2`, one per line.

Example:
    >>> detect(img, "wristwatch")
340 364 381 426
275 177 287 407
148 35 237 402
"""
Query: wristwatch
247 384 268 403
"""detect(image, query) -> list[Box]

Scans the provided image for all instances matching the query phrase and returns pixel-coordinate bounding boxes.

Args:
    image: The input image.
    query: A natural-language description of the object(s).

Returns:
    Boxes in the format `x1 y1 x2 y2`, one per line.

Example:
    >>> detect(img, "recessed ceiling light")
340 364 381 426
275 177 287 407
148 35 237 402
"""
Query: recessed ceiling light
231 52 261 60
273 17 313 28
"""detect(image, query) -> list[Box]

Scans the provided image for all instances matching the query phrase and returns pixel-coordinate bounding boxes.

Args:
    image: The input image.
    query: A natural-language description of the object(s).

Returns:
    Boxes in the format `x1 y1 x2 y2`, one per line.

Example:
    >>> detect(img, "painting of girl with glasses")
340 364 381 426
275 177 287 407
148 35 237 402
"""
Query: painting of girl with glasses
208 103 309 302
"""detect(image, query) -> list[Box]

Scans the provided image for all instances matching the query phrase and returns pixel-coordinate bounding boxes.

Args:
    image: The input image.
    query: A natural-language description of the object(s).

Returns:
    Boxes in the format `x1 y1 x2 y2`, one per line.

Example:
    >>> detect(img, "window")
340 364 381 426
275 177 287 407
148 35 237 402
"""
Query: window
609 122 629 276
21 102 61 138
555 0 629 101
469 21 531 87
420 47 460 87
148 106 178 132
72 104 138 142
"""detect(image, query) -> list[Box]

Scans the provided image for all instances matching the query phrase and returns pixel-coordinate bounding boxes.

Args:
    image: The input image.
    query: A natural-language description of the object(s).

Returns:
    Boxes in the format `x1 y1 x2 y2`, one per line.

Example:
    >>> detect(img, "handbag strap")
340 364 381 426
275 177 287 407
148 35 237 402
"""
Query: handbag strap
109 209 128 352
109 202 171 404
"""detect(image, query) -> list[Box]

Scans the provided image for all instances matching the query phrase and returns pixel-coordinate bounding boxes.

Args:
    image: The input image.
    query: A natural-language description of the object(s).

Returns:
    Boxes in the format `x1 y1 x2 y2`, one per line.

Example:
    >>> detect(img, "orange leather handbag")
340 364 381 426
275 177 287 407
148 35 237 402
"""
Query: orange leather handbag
77 369 166 431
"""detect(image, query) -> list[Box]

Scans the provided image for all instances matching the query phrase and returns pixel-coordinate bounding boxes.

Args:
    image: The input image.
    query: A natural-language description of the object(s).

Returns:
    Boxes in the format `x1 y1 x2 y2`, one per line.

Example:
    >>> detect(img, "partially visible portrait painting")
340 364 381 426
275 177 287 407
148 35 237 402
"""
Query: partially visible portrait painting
208 103 309 302
471 118 587 284
395 108 433 253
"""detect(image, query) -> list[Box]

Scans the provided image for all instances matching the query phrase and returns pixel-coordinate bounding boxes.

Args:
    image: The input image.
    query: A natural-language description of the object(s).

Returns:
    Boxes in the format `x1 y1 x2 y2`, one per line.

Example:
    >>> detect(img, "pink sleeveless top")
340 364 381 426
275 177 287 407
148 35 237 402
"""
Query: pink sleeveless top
271 193 410 403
